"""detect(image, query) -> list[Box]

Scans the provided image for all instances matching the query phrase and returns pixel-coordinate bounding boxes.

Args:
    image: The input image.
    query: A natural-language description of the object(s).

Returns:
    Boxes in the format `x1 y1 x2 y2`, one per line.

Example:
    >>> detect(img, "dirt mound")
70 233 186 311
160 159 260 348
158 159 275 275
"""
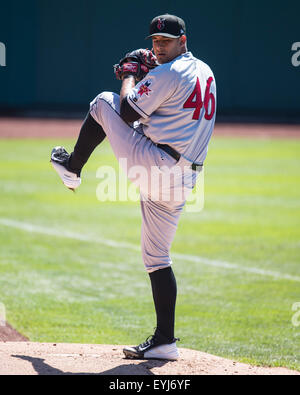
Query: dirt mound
0 323 28 342
0 324 299 375
0 342 299 375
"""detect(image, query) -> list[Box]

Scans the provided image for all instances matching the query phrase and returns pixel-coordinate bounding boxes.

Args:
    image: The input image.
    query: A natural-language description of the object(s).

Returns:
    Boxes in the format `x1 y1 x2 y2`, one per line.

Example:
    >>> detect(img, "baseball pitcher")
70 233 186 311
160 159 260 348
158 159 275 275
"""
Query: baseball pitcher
51 14 216 360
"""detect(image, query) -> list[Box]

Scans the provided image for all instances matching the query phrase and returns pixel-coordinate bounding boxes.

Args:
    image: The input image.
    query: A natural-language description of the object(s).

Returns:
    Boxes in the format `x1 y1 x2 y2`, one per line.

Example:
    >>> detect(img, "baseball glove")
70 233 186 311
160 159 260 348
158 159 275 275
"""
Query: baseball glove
114 48 158 81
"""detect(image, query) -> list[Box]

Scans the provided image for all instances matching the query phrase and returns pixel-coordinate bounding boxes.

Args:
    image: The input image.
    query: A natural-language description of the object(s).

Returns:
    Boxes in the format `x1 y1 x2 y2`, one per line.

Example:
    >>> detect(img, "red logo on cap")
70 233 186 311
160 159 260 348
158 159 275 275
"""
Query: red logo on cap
157 18 165 31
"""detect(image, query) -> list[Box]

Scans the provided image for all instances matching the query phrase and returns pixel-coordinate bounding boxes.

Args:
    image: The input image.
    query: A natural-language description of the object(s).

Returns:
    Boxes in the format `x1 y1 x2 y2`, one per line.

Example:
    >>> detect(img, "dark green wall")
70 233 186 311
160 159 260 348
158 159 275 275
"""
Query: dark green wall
0 0 299 120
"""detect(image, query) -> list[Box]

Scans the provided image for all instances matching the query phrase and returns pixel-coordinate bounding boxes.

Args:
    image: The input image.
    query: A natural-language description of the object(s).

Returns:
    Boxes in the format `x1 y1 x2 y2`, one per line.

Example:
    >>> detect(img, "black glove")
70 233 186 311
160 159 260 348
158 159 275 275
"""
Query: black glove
114 48 158 81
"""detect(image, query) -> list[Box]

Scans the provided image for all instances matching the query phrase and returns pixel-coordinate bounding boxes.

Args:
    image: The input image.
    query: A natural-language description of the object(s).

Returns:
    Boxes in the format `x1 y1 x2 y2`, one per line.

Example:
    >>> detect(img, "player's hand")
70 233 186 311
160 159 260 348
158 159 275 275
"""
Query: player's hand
113 49 159 82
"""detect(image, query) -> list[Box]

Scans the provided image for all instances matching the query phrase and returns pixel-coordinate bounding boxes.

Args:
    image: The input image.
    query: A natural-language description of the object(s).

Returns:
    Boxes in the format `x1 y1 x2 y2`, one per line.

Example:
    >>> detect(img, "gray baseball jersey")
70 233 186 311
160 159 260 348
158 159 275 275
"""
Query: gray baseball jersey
127 51 216 164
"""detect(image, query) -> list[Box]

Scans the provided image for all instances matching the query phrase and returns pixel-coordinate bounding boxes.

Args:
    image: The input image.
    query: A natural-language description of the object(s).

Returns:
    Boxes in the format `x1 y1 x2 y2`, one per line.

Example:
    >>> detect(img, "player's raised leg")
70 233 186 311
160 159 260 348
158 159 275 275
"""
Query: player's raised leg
50 111 106 190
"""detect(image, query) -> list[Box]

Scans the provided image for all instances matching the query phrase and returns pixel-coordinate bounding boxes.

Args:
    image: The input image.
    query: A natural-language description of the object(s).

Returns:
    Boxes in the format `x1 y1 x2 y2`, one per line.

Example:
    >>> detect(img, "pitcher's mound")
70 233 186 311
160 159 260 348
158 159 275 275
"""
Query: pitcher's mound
0 342 299 375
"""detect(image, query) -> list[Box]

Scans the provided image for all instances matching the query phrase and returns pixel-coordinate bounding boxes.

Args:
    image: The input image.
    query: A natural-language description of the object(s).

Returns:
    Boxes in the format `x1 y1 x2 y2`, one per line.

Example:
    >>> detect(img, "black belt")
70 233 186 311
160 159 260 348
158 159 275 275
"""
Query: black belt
157 144 202 172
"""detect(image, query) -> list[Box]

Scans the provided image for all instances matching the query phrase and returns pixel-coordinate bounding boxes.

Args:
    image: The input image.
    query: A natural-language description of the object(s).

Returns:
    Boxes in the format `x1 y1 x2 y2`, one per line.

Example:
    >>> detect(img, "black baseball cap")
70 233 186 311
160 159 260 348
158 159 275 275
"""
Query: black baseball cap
146 14 186 39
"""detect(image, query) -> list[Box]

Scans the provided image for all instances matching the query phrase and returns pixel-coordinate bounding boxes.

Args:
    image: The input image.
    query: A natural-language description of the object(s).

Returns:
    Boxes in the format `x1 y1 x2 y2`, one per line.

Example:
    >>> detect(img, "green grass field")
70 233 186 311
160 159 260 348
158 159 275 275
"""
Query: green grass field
0 136 299 370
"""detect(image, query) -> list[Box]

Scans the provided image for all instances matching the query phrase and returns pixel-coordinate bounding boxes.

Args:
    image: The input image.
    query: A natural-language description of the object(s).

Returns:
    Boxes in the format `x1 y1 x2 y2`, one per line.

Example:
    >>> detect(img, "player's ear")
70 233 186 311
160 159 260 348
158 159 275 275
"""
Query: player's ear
180 35 187 46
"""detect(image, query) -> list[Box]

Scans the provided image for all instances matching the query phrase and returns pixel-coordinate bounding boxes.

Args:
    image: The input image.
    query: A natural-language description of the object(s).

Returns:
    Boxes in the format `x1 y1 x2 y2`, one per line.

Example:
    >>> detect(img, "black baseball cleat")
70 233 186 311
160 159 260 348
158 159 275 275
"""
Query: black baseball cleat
123 332 180 360
50 146 81 191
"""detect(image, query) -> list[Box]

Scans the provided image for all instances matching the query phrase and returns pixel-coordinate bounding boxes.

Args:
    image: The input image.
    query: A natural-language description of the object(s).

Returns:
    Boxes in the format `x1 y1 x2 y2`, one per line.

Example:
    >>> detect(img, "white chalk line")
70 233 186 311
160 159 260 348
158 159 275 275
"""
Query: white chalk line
0 218 299 283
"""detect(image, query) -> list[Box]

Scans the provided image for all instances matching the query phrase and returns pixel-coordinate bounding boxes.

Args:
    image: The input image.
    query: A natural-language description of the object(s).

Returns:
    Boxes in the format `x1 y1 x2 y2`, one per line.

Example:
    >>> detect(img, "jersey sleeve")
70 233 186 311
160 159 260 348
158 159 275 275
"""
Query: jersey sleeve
126 65 177 119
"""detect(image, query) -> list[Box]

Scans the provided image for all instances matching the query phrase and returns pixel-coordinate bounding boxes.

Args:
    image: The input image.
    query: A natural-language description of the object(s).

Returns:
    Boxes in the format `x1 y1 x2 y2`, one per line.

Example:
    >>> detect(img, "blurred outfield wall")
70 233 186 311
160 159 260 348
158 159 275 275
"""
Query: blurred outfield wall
0 0 299 121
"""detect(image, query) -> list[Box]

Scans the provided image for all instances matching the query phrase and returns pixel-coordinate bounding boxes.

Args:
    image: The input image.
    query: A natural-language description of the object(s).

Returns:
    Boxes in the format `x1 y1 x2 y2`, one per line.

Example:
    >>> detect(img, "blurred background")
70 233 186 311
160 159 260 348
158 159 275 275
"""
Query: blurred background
0 0 299 122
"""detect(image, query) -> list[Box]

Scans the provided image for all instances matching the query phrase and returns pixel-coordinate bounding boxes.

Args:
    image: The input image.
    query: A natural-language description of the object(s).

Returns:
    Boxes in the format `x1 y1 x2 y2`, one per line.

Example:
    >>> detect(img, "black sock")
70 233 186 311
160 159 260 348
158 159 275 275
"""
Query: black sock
68 112 106 174
149 267 177 342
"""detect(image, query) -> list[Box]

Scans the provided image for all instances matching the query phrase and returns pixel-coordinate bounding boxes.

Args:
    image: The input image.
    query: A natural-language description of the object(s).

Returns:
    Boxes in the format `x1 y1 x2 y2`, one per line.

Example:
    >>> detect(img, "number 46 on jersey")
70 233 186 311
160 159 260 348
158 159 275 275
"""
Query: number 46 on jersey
183 77 216 121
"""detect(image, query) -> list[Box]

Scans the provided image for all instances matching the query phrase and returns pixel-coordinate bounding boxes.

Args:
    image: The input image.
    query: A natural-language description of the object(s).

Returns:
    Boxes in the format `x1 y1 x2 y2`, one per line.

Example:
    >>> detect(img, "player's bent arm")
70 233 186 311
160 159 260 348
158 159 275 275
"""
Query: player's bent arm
120 75 141 123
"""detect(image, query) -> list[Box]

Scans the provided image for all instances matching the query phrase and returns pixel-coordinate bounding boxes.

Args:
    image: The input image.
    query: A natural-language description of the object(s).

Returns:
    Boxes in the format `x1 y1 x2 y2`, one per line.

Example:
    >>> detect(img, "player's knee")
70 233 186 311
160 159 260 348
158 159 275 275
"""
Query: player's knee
93 91 120 108
97 91 116 101
90 91 120 122
90 91 120 124
142 250 172 273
